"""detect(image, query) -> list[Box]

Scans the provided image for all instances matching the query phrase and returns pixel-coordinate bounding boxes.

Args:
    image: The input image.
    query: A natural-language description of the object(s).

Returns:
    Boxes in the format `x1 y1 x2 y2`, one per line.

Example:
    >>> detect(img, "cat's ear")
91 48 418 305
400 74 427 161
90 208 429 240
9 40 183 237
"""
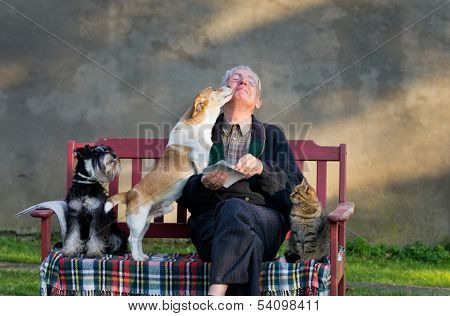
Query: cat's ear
301 177 309 186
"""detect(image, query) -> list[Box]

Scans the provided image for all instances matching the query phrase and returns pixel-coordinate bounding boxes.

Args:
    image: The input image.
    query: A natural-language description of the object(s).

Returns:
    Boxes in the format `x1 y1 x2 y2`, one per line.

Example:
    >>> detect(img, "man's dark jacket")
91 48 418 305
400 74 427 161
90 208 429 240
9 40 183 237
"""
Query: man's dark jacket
177 114 304 219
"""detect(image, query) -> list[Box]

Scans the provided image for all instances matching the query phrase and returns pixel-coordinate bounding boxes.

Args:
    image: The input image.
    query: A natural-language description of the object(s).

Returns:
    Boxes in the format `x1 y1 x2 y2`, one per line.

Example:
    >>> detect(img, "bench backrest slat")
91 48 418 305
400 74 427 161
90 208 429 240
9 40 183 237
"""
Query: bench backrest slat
67 138 347 238
339 144 347 203
316 161 328 209
131 159 142 186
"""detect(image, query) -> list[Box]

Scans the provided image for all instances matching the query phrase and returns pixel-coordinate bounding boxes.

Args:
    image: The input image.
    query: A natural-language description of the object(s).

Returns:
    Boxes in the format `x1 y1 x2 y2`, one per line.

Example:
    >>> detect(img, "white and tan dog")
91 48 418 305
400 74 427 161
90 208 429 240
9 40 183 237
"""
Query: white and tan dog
104 86 233 260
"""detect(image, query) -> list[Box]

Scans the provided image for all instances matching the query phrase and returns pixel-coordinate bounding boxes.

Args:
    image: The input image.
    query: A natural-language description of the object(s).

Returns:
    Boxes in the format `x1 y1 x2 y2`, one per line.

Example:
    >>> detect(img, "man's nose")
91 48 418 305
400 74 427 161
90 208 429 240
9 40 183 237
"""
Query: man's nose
239 78 248 86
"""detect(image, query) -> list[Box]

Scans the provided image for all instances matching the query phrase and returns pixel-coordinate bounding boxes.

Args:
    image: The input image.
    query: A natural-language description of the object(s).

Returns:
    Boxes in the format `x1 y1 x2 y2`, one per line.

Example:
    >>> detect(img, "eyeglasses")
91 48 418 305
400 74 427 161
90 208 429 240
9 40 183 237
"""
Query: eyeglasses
227 73 258 87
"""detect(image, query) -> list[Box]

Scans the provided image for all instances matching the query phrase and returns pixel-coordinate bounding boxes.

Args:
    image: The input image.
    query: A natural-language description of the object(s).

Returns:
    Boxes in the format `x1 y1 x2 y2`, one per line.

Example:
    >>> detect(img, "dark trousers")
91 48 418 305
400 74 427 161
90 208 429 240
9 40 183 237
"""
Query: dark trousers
188 198 288 295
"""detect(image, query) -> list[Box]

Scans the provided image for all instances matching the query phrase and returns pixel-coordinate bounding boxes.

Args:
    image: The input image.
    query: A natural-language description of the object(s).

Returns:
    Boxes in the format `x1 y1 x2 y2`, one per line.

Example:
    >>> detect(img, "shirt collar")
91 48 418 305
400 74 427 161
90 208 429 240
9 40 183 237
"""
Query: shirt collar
221 116 252 136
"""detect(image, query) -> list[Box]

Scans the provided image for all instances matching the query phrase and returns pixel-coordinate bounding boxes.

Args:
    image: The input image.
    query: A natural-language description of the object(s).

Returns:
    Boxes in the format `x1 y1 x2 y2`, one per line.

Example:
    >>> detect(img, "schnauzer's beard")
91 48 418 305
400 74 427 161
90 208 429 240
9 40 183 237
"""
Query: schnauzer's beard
86 154 121 183
102 154 121 181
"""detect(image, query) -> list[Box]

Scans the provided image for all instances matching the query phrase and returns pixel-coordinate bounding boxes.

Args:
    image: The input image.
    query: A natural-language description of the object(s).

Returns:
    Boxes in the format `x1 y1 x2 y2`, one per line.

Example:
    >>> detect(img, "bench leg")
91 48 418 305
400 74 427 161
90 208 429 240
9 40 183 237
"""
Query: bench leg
41 217 52 261
338 274 346 296
330 223 338 296
338 222 346 296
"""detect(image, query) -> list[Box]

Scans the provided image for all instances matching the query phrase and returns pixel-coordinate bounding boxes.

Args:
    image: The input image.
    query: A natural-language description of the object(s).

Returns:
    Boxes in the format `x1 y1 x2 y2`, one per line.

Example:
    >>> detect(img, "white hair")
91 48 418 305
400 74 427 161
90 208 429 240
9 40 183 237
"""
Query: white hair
221 65 262 94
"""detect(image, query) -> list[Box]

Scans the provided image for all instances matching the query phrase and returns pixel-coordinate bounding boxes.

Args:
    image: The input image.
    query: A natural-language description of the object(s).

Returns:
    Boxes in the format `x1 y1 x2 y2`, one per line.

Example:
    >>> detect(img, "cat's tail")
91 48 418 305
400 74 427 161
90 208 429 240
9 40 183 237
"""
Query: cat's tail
104 192 128 213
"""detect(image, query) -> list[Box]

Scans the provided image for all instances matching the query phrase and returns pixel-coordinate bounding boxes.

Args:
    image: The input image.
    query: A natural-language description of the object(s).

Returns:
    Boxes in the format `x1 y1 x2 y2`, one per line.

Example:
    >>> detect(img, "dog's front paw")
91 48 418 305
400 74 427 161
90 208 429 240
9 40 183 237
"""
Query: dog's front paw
132 253 149 261
61 248 80 258
86 237 105 257
62 242 84 257
104 201 114 213
86 251 103 258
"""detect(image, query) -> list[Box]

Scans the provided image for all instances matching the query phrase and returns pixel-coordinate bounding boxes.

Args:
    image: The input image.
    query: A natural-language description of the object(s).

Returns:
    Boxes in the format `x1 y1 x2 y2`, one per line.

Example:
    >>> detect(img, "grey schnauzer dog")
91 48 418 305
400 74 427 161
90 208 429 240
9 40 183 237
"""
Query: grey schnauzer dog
63 145 127 257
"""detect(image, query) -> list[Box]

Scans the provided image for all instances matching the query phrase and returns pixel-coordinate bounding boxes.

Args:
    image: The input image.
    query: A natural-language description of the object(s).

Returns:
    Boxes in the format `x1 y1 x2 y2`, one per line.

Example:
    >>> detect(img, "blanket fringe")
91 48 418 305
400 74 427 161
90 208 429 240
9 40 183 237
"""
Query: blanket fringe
262 287 317 296
47 287 167 296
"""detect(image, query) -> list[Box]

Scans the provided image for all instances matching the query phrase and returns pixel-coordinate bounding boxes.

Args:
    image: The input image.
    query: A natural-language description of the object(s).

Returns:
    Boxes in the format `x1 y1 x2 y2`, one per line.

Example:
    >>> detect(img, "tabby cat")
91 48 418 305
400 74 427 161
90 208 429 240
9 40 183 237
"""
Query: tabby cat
285 177 330 263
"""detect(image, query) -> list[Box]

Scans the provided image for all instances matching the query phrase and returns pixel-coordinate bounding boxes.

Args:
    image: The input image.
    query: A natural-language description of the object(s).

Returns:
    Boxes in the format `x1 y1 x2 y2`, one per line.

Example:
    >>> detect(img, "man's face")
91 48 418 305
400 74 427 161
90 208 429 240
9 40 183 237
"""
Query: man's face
226 69 262 110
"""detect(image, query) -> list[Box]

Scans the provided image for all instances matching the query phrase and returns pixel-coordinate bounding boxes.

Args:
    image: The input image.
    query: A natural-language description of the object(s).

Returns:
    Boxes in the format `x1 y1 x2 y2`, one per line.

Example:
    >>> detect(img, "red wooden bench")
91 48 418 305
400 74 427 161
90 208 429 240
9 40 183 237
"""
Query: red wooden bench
31 138 354 296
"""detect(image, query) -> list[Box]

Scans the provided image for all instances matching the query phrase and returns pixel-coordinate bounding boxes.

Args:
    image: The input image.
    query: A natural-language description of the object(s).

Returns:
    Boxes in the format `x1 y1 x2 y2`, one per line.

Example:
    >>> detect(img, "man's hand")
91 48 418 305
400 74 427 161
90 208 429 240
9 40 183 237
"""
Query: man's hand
234 154 264 179
201 170 228 190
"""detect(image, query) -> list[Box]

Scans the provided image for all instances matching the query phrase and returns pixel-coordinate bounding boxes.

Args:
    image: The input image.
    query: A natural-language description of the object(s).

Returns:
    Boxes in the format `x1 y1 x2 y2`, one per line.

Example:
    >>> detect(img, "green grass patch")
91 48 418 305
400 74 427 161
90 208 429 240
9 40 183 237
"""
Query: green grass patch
346 286 440 296
345 237 450 288
142 238 197 253
0 269 40 296
0 236 42 264
346 256 450 288
347 238 450 264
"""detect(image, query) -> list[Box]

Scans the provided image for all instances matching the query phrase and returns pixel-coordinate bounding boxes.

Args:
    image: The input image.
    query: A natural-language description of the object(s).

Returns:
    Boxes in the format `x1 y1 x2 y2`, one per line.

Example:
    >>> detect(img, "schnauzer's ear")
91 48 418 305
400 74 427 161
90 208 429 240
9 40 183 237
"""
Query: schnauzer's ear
74 148 82 158
74 146 91 159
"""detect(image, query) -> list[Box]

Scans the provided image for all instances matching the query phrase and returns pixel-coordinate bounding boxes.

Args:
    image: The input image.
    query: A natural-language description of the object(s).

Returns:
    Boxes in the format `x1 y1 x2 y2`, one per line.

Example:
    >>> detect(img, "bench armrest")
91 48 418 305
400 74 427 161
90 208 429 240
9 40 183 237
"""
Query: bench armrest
30 208 55 219
328 202 354 296
30 208 55 260
327 202 355 222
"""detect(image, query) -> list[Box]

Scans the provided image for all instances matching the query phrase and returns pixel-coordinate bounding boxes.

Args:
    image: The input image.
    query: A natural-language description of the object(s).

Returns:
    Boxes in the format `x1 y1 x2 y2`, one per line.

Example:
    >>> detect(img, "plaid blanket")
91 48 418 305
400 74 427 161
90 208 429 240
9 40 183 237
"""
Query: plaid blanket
40 249 330 296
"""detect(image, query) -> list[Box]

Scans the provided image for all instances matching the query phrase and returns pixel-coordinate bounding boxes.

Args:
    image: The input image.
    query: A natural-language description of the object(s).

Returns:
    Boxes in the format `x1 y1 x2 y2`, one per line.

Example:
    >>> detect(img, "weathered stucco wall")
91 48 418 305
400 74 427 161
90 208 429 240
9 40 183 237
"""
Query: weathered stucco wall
1 0 448 244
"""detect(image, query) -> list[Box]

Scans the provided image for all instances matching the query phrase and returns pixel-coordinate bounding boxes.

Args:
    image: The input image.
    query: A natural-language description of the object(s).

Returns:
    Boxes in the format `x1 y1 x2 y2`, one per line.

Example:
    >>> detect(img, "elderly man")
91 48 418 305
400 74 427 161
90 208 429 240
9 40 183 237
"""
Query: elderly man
177 65 303 296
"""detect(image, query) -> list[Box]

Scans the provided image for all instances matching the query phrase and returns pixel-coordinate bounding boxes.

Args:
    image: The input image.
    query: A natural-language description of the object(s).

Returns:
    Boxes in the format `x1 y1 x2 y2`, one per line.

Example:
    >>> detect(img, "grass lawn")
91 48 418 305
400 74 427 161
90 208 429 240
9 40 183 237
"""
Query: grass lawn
346 287 438 296
0 236 42 264
0 269 40 296
347 256 450 288
0 235 449 296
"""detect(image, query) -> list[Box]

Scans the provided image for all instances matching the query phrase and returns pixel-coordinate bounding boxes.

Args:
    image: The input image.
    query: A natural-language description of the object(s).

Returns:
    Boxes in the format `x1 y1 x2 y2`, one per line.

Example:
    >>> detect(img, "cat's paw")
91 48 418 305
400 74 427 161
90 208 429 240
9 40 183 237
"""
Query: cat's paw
284 250 301 263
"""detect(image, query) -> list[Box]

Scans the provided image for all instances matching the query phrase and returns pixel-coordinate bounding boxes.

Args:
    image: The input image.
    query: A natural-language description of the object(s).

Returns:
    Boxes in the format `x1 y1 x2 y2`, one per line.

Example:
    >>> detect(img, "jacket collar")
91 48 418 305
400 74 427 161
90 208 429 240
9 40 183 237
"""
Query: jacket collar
221 116 252 136
209 113 265 165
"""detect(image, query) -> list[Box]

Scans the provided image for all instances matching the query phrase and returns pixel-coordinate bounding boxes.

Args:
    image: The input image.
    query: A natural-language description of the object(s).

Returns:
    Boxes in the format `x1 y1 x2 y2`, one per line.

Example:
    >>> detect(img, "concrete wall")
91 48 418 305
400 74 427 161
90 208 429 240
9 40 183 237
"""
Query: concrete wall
1 0 448 244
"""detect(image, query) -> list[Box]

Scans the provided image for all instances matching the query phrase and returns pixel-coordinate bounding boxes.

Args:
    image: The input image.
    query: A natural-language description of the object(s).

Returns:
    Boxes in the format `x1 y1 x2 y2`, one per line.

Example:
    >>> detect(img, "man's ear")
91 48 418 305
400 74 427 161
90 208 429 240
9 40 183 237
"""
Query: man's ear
255 95 262 110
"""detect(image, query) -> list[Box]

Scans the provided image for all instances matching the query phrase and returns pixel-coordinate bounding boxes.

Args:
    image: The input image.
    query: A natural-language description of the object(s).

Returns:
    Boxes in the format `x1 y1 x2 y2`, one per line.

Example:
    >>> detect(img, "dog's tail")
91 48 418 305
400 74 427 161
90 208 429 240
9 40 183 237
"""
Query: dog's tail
104 193 128 213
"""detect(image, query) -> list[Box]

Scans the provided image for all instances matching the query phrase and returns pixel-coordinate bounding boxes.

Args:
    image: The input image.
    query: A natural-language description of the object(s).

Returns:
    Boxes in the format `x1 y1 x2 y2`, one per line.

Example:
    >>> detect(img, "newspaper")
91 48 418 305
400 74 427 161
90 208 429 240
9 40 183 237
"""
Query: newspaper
202 160 245 188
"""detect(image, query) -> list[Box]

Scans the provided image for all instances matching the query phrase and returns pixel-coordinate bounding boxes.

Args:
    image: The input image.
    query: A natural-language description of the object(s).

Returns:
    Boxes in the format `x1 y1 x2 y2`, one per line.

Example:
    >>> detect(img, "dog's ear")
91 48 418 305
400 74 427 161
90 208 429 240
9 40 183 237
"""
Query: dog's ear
73 148 85 159
192 96 208 118
74 148 83 158
74 145 91 159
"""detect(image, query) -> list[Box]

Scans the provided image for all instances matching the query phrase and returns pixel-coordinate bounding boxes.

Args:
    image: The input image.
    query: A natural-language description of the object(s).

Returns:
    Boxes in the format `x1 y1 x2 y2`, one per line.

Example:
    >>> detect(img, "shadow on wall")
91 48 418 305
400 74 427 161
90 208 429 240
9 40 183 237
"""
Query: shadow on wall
1 1 447 121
